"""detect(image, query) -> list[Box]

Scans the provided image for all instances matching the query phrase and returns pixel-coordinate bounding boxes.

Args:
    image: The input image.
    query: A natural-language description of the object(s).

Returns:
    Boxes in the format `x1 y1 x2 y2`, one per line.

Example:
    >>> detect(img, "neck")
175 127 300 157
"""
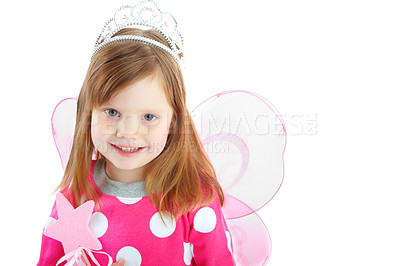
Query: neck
105 160 146 183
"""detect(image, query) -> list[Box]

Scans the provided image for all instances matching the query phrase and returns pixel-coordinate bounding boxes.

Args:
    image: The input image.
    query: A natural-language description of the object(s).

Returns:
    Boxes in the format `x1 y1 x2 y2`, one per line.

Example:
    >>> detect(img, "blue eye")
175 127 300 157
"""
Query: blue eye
143 114 156 121
105 109 120 117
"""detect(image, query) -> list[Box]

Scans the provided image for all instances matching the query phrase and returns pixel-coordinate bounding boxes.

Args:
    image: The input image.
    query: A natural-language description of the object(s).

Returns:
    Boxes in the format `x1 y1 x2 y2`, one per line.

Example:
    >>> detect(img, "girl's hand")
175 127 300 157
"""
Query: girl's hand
111 259 125 265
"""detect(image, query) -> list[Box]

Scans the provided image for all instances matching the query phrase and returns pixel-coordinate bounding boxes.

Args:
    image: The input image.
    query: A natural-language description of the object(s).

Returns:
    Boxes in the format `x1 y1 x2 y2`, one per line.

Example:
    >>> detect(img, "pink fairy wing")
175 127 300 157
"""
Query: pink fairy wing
51 98 98 169
51 98 78 170
191 90 286 219
191 90 286 265
227 212 271 266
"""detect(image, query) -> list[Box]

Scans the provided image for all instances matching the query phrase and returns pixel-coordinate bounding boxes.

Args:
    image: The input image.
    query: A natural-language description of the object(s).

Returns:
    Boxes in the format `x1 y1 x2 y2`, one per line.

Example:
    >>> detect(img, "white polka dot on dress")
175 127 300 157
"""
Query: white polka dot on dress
116 246 142 266
193 207 217 233
226 231 233 254
116 196 142 205
89 212 108 237
44 217 56 229
183 242 194 265
149 212 176 238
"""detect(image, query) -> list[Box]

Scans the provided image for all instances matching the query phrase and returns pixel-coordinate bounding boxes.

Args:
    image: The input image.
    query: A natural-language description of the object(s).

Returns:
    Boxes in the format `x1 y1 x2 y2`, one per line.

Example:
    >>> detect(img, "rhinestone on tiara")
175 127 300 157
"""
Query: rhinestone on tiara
92 0 184 68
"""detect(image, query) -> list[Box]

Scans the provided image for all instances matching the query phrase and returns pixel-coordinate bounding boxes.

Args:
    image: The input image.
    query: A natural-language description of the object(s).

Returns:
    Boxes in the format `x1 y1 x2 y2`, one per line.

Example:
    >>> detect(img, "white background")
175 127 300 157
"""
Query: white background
1 0 399 265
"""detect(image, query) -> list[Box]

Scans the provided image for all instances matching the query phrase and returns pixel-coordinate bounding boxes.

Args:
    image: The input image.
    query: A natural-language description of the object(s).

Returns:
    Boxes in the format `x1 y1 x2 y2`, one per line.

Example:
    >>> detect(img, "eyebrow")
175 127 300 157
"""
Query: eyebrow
101 105 166 113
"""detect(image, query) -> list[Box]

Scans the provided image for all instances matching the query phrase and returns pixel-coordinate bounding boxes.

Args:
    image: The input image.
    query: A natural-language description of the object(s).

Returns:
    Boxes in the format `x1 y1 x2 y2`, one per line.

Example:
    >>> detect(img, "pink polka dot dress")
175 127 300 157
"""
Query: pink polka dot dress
37 159 236 265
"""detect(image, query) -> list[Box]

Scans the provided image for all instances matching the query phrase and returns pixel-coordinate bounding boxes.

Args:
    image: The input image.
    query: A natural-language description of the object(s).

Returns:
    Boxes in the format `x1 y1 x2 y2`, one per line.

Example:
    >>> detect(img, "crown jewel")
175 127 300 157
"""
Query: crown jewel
92 0 184 68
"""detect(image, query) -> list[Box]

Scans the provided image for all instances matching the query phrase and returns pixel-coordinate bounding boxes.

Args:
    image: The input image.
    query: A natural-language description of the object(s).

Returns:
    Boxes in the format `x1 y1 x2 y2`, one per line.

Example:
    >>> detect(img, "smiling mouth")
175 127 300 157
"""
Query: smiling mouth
111 144 144 153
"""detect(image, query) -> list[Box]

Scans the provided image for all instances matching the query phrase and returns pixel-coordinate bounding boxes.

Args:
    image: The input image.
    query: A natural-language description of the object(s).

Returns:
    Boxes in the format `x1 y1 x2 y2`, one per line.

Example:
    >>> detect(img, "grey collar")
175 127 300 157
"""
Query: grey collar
93 158 147 198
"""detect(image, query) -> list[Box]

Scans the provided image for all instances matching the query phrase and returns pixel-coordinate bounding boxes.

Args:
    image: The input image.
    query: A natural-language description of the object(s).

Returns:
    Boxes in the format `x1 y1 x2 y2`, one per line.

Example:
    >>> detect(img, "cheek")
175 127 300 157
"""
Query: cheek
146 124 170 150
93 114 117 135
91 124 103 149
91 118 114 149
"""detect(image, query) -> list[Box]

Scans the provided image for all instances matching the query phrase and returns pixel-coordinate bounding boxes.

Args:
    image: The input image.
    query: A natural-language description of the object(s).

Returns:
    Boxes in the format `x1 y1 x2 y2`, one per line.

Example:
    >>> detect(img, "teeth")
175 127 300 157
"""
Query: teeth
115 145 140 152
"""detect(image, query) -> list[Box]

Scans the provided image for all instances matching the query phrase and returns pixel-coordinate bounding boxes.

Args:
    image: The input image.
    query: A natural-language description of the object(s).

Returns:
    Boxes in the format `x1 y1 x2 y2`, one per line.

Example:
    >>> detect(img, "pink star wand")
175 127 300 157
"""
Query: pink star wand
44 193 112 265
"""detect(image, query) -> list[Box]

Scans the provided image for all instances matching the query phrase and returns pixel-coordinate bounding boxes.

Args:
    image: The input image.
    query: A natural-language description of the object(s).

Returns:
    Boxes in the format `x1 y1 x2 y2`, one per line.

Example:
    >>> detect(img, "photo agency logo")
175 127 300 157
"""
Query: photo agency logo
189 111 317 154
281 112 317 136
191 111 317 136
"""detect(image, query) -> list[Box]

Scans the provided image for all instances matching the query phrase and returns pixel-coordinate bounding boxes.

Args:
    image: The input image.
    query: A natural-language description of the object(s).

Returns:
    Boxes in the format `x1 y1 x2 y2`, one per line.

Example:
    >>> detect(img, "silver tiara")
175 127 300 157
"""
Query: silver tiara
92 0 184 69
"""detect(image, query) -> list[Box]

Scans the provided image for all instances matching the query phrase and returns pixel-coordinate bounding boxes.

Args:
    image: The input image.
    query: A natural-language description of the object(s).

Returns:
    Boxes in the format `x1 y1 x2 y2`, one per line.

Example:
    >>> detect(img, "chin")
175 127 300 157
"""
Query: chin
111 158 146 170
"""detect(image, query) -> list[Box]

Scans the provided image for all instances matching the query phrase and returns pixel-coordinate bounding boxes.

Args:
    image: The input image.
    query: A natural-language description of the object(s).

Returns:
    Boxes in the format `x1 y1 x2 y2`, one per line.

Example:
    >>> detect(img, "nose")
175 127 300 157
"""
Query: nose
116 115 140 138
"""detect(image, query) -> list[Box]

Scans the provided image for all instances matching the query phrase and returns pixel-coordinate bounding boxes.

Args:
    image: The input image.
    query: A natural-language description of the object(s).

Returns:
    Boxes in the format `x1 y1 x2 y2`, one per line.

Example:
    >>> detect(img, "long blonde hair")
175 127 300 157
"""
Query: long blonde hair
57 28 224 219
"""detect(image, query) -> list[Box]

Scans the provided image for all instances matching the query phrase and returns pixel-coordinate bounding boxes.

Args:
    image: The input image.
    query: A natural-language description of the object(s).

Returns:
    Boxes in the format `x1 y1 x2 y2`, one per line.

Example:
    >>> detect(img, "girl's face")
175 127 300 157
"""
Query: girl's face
91 73 173 182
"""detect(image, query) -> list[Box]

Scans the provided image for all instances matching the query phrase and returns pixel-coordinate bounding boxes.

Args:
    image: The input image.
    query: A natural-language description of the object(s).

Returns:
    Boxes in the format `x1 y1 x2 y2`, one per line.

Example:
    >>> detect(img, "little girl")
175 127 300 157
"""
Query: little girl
37 2 236 265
